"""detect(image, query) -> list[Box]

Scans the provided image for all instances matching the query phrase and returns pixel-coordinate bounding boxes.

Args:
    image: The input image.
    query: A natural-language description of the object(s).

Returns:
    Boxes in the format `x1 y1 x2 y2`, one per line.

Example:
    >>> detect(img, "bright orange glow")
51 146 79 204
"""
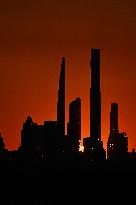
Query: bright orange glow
79 140 84 152
79 145 84 152
0 1 136 151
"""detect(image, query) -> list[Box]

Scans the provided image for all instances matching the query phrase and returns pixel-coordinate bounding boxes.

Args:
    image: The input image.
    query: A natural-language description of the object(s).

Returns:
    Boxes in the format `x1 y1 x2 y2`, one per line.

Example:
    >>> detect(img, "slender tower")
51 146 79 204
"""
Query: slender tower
57 57 65 136
90 49 105 161
90 48 101 141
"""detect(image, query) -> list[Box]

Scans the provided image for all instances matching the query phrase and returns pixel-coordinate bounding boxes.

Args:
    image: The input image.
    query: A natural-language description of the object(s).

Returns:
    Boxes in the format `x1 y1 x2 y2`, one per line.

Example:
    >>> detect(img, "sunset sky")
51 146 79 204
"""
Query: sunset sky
0 0 136 151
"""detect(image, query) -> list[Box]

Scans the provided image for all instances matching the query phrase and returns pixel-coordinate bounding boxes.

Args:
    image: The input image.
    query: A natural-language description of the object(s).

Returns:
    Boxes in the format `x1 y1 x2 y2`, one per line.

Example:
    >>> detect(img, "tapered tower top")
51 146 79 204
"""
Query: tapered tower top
57 57 65 136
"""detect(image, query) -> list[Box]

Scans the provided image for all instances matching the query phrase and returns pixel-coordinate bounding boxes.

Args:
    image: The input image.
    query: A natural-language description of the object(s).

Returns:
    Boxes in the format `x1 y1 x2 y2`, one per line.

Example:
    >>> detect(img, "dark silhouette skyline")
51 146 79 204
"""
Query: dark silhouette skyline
1 0 136 153
0 49 136 204
0 49 135 160
0 0 136 203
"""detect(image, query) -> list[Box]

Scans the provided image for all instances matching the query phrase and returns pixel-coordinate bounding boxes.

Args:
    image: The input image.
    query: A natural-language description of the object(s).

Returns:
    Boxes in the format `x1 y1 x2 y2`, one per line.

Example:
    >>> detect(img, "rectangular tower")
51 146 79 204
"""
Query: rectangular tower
89 49 106 161
90 49 101 141
67 98 81 153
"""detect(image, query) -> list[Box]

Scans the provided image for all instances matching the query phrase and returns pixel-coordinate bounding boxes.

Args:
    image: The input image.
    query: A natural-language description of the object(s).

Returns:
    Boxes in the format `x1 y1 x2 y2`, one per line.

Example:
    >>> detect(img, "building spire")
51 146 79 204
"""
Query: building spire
57 57 65 136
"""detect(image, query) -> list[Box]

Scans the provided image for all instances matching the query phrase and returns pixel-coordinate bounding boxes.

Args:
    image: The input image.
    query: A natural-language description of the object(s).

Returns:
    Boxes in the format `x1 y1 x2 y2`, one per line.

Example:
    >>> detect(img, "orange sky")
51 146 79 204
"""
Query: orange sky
0 0 136 151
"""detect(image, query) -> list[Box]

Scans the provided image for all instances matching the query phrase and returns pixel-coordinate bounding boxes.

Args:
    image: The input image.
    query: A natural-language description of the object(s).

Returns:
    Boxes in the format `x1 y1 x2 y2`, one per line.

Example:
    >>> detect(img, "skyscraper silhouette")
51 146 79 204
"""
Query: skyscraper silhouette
67 98 81 153
90 49 101 140
89 49 105 161
107 103 128 160
57 57 65 136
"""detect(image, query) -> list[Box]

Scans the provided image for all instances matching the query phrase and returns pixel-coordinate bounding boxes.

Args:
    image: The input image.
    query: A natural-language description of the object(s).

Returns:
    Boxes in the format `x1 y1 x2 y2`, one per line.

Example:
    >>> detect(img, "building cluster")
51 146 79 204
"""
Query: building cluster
20 56 81 162
0 49 135 163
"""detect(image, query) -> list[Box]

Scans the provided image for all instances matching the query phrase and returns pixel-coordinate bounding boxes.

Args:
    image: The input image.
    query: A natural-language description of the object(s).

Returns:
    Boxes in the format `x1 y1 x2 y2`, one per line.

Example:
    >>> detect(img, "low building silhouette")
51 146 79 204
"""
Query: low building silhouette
20 116 44 160
20 116 65 161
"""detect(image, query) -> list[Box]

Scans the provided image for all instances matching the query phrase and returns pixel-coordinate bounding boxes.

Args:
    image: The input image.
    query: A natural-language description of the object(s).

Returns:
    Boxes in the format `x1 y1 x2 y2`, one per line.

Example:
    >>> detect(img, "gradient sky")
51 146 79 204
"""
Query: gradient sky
0 0 136 151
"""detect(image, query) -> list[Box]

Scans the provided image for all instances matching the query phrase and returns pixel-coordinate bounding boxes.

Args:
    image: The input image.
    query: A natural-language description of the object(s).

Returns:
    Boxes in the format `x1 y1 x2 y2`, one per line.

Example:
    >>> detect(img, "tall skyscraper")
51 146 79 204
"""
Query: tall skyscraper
57 57 65 136
89 48 105 161
107 103 128 160
90 49 101 141
67 98 81 153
